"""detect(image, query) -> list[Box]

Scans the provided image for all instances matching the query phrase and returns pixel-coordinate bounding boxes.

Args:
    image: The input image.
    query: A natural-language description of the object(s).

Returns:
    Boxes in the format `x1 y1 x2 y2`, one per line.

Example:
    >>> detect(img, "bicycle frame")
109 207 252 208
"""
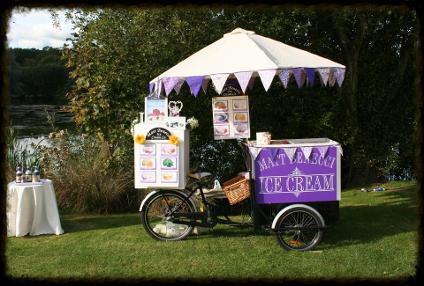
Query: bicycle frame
162 178 256 229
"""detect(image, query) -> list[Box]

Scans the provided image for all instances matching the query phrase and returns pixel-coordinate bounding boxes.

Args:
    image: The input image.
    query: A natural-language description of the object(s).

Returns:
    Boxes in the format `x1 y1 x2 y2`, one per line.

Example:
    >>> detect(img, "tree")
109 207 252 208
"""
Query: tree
8 47 71 104
328 7 417 184
63 6 417 185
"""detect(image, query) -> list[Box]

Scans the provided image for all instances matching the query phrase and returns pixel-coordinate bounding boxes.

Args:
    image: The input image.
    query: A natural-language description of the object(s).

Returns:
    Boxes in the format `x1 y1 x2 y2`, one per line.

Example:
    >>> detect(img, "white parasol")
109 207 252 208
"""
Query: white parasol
150 28 345 96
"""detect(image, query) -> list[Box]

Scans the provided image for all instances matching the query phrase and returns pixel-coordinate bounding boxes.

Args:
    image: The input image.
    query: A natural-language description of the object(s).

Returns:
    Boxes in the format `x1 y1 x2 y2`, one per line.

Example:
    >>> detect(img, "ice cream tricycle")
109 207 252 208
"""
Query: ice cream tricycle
134 28 345 251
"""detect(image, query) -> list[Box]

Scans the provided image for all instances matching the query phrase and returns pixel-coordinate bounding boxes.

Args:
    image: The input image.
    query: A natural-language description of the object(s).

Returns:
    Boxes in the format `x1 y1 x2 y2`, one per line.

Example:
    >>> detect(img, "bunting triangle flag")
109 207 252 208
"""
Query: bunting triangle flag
268 147 280 162
278 69 291 88
301 146 313 159
328 69 337 87
149 83 155 93
335 68 346 86
258 70 276 92
317 68 330 86
305 68 316 87
284 147 297 162
337 145 343 156
317 146 329 158
247 76 255 90
186 76 204 97
201 78 209 94
234 71 253 94
163 77 180 96
173 79 184 95
211 73 230 94
157 81 164 96
293 68 305 88
248 146 262 160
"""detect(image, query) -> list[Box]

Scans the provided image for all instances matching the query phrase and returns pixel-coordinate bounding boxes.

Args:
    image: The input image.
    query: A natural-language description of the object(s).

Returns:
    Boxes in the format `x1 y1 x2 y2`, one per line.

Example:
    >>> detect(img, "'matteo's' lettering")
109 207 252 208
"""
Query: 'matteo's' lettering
257 151 335 171
146 128 171 140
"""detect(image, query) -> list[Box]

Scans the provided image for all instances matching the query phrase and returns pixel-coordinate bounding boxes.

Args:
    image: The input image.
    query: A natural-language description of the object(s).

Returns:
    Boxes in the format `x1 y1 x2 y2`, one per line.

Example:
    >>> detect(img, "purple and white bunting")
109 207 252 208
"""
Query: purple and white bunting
328 69 336 87
268 147 280 162
316 146 329 158
173 79 184 95
234 71 253 93
278 69 291 88
163 77 180 96
154 66 344 97
186 76 204 97
305 68 316 87
202 78 209 94
247 76 255 91
301 146 313 159
157 81 164 96
335 68 345 86
337 145 343 156
248 146 262 160
284 147 297 162
293 68 305 88
258 70 276 92
317 68 330 86
211 73 230 94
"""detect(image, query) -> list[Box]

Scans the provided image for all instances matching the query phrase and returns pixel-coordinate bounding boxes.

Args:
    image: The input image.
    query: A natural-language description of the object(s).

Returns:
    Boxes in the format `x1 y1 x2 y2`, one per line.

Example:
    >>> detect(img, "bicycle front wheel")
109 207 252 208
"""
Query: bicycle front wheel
141 191 196 241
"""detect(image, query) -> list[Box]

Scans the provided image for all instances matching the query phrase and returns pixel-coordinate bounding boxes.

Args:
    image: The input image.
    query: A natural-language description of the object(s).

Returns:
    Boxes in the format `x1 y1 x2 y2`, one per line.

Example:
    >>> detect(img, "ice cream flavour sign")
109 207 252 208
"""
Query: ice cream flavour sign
254 146 339 203
212 95 250 140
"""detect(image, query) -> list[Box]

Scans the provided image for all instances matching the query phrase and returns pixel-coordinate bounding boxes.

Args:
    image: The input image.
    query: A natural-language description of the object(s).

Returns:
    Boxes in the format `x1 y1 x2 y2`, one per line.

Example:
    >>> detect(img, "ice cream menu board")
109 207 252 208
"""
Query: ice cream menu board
212 95 250 140
138 143 179 184
160 144 178 183
134 105 188 189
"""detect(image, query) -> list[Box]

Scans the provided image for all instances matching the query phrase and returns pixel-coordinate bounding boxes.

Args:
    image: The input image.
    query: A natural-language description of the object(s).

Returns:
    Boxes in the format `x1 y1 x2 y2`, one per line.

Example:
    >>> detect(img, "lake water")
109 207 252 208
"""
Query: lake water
8 104 75 138
8 104 75 151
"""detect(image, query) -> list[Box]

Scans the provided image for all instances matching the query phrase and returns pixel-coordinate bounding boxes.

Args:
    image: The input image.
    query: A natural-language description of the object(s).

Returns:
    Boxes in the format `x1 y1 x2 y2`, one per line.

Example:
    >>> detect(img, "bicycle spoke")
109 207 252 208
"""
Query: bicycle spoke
276 208 323 251
303 215 315 227
142 192 195 241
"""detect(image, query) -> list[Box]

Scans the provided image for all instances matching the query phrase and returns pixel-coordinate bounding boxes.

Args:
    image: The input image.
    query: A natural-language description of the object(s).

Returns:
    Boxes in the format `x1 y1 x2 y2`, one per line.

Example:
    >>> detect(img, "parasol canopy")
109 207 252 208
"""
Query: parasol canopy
150 28 345 97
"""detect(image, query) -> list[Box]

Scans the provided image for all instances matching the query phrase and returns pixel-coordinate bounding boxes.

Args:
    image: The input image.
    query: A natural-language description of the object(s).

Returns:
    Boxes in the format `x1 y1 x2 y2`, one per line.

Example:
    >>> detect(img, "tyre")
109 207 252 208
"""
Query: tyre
274 206 324 251
141 191 196 241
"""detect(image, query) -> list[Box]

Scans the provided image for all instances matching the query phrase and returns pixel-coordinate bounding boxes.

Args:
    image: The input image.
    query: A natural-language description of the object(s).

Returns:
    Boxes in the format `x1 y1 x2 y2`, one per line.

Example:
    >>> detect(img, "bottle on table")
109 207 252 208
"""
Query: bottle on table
16 166 23 183
32 167 40 182
24 167 32 183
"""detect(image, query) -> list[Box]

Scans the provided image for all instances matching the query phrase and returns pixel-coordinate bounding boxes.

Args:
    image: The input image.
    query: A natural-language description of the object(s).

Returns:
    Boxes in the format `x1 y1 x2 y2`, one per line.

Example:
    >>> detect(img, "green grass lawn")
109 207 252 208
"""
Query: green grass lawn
6 181 418 280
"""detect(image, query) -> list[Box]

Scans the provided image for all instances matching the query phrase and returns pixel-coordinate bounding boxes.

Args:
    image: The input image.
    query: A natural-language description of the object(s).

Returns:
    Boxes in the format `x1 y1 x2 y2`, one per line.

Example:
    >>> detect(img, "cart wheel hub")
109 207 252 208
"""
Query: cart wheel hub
294 224 302 235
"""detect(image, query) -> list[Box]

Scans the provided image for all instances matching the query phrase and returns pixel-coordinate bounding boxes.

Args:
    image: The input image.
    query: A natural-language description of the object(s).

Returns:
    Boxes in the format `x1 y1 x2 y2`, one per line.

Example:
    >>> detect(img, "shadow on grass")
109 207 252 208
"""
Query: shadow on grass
191 183 419 246
186 224 268 241
320 186 418 249
56 183 418 247
61 213 140 233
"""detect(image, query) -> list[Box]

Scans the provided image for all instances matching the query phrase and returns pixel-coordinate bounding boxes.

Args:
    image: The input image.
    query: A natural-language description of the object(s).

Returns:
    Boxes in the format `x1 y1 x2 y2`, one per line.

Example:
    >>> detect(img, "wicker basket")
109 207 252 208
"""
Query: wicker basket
223 175 250 205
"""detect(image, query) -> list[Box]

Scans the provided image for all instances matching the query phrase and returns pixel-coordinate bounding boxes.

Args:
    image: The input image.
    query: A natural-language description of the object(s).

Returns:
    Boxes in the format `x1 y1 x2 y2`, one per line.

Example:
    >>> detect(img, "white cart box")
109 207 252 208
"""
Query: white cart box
134 120 189 190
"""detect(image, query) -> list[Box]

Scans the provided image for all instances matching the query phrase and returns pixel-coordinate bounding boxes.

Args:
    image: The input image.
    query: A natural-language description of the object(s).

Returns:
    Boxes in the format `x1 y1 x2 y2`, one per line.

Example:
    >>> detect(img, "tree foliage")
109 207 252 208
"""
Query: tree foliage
8 47 71 104
63 6 417 185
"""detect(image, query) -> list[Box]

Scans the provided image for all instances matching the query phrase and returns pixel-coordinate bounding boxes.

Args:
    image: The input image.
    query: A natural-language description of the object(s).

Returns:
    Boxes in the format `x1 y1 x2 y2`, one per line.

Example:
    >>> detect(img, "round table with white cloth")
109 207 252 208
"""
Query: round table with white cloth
7 179 64 237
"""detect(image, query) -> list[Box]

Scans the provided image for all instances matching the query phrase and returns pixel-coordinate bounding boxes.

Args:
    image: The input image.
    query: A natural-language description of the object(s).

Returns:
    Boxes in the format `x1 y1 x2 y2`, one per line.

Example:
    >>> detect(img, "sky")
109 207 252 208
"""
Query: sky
7 8 74 49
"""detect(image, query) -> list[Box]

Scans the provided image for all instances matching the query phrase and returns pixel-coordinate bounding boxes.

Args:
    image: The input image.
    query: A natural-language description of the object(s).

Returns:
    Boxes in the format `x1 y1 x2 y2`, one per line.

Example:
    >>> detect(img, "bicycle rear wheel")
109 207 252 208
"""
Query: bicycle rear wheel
141 191 196 241
275 207 324 251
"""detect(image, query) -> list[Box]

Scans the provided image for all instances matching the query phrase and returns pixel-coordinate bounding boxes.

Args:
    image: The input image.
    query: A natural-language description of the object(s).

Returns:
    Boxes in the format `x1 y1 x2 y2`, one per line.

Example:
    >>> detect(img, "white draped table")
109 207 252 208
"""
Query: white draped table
7 179 64 237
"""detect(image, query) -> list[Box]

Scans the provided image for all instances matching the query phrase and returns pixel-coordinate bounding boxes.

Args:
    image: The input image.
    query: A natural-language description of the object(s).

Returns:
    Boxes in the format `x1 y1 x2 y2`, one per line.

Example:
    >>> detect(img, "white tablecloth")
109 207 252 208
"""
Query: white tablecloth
7 179 64 237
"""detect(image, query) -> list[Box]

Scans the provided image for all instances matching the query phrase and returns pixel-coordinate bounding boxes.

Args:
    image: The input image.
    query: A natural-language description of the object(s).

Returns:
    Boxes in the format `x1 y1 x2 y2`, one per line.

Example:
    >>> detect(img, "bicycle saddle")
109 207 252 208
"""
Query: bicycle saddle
187 172 212 180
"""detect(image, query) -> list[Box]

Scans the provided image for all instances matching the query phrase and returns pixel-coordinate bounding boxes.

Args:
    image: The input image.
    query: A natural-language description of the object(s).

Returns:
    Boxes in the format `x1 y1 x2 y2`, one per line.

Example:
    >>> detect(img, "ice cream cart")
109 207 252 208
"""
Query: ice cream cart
136 28 345 251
